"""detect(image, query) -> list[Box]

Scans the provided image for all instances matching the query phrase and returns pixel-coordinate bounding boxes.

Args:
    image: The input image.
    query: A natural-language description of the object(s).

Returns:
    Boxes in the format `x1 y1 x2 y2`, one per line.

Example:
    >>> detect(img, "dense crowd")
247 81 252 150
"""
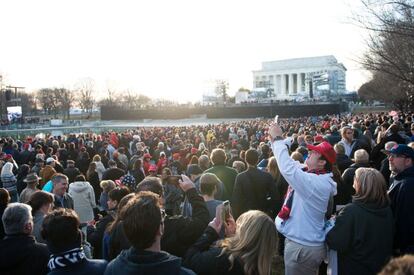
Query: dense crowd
1 111 414 275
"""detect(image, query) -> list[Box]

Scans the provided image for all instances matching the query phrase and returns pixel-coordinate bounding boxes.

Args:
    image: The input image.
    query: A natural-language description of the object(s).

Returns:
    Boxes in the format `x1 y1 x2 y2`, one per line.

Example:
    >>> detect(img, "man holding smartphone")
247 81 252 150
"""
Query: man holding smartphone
269 121 337 275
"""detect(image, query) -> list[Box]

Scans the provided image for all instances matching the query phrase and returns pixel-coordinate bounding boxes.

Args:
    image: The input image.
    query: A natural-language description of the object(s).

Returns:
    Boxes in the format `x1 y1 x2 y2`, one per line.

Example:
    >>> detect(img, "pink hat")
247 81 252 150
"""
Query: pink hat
148 165 157 172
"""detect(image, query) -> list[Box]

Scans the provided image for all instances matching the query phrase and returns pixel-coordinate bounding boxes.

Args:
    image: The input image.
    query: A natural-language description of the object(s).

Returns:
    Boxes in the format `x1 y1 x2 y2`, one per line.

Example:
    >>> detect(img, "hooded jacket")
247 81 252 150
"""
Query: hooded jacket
69 181 96 223
0 234 49 275
388 165 414 254
326 201 393 275
271 140 337 246
104 248 195 275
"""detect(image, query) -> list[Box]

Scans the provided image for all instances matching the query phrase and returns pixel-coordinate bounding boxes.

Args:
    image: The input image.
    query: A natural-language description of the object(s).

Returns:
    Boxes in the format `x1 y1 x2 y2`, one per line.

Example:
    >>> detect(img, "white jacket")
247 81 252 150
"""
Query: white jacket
272 140 337 246
69 181 96 223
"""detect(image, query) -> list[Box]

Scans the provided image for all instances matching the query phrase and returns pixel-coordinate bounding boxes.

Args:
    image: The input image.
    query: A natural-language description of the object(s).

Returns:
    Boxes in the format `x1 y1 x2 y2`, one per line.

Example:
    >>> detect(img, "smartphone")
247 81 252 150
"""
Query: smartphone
221 200 231 222
274 115 279 124
166 175 182 186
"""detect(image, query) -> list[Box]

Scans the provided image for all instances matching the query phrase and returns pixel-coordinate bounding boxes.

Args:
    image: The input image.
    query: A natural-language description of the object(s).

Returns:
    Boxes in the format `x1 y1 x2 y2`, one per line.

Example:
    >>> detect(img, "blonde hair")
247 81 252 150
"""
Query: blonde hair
354 149 369 164
92 154 101 162
334 143 345 155
354 168 389 207
266 157 280 180
100 180 116 193
220 210 277 275
291 152 304 163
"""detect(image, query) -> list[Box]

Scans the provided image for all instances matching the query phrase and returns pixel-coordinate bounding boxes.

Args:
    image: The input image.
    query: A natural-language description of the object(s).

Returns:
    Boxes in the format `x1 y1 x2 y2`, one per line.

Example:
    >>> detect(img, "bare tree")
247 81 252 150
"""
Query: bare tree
55 88 76 119
356 0 414 110
36 88 61 117
76 78 95 114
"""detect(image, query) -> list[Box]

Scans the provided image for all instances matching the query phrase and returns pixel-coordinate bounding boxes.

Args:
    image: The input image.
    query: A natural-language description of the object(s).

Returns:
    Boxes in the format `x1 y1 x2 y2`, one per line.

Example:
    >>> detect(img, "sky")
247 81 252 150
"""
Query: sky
0 0 370 103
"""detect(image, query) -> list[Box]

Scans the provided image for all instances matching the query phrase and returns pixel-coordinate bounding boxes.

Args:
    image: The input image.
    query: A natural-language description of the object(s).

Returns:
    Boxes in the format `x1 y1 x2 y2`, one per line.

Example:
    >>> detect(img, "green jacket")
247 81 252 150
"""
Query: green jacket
204 165 238 201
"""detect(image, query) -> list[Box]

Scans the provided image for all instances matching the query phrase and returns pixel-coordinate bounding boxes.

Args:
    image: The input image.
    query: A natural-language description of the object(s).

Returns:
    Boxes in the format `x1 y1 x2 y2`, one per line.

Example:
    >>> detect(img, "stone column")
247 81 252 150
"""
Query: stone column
297 73 303 93
289 74 294 95
281 74 286 95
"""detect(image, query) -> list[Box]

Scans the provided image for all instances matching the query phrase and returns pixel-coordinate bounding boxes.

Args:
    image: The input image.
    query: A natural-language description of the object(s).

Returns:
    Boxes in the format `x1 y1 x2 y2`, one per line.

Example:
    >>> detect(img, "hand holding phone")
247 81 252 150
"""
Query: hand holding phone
274 115 279 124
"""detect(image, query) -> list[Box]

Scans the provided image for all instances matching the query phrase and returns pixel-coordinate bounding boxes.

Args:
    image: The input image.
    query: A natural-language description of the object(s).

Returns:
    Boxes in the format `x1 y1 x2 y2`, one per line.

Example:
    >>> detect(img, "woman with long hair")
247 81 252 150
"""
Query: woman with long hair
184 210 278 275
92 154 106 181
16 164 31 195
1 162 18 202
326 168 393 275
27 191 54 243
86 162 101 203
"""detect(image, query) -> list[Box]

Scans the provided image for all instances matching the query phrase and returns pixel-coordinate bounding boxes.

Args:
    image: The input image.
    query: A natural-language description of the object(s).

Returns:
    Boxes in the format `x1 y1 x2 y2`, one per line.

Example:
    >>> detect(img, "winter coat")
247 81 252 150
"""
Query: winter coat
232 167 280 219
69 181 96 223
336 153 353 174
63 166 81 184
184 226 244 275
53 193 74 209
94 161 106 181
326 201 393 275
33 210 47 244
87 211 115 259
48 257 107 275
105 248 195 275
388 165 414 254
102 167 125 181
0 234 49 275
204 165 238 201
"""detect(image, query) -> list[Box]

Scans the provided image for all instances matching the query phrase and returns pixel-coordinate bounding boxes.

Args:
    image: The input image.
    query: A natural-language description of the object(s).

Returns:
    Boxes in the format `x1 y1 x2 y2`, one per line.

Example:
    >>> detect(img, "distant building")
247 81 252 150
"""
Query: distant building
252 55 346 99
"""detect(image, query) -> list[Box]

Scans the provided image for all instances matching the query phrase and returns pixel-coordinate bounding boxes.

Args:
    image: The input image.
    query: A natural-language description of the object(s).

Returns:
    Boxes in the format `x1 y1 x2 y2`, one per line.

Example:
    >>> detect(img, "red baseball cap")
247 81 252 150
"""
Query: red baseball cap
314 135 325 144
307 141 336 164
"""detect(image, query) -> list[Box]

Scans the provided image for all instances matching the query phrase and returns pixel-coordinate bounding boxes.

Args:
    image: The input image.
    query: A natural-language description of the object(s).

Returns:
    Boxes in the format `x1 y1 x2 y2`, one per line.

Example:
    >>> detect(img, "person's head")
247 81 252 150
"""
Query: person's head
42 208 81 253
378 255 414 275
108 186 130 210
341 126 354 142
66 160 75 167
291 151 304 163
266 157 280 180
388 144 414 174
161 167 172 181
108 159 117 168
199 173 221 197
353 168 389 207
210 148 226 166
306 142 336 171
87 162 97 175
353 149 369 164
0 188 10 207
46 157 55 167
100 179 116 193
232 161 246 173
2 203 33 235
136 177 163 198
221 210 277 275
23 172 40 187
122 191 164 250
27 191 54 215
333 143 345 155
75 174 86 182
0 162 14 177
92 154 101 162
245 149 259 167
198 155 210 171
186 164 203 182
51 173 69 197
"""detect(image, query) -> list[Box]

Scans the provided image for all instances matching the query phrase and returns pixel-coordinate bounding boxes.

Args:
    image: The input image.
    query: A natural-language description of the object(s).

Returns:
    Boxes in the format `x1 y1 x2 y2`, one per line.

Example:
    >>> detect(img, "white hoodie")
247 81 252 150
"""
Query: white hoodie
272 140 337 246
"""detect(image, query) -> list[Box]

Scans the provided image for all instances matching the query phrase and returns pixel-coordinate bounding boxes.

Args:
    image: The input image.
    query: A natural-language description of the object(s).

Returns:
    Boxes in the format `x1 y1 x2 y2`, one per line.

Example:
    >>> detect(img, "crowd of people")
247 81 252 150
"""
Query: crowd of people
0 111 414 275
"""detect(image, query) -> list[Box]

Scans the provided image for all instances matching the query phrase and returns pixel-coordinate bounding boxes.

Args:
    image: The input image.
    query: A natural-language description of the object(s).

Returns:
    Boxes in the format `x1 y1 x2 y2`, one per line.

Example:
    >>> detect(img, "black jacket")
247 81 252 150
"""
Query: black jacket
161 188 210 257
108 188 209 259
336 153 353 174
339 162 370 205
0 234 50 275
232 167 279 219
184 226 244 275
48 258 107 275
88 212 115 259
105 248 194 275
388 165 414 254
326 201 393 275
102 167 125 181
63 166 81 184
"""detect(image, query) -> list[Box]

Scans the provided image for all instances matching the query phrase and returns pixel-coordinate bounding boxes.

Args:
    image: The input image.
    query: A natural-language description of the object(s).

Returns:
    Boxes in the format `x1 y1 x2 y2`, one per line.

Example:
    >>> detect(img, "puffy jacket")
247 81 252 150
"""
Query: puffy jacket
69 181 96 223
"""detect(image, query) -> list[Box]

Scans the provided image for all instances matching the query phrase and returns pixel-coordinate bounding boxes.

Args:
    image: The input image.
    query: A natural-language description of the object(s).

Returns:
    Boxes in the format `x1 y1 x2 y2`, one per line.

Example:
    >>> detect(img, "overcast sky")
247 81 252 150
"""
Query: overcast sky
0 0 369 102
